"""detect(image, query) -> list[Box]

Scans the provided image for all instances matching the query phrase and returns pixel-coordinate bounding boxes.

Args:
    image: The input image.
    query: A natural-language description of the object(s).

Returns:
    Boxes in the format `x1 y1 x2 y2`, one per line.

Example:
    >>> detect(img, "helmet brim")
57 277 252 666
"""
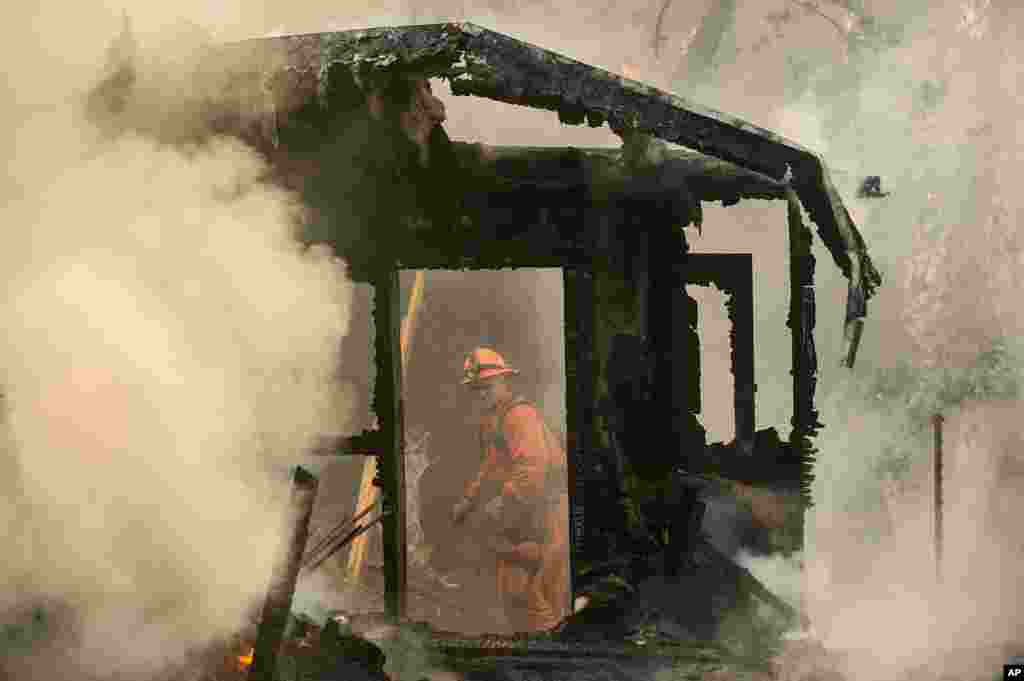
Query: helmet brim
462 368 519 385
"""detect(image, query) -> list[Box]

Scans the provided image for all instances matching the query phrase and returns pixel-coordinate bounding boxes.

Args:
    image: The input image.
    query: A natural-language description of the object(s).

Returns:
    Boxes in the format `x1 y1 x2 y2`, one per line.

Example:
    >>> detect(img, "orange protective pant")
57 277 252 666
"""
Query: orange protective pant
495 493 570 632
463 399 570 632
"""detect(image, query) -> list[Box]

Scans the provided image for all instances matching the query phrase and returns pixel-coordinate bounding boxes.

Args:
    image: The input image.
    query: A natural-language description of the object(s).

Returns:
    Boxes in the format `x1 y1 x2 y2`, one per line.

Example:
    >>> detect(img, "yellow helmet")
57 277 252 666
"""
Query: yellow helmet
462 347 519 385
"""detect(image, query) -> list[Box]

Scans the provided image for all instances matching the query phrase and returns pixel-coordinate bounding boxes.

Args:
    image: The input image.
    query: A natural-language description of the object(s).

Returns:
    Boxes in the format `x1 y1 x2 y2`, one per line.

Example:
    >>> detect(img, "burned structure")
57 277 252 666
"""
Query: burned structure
205 22 880 621
90 21 881 640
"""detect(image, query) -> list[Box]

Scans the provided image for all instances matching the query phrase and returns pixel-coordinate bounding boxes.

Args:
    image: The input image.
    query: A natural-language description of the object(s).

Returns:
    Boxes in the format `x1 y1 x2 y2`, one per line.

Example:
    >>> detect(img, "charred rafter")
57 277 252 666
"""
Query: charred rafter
212 22 880 304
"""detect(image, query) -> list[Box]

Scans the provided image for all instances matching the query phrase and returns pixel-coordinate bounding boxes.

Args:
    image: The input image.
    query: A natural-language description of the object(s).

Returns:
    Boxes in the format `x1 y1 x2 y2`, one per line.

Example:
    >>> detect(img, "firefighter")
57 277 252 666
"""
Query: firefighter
451 347 570 632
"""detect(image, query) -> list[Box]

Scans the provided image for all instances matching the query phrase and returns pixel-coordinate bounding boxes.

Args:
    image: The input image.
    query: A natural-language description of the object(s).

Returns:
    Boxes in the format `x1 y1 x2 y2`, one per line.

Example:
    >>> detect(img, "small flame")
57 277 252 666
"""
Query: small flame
237 647 254 671
622 62 640 80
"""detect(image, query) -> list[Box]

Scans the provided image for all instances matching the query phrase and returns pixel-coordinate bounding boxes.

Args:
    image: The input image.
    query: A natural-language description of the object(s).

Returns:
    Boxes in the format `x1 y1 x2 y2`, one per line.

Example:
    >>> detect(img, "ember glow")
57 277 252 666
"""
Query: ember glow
236 646 254 672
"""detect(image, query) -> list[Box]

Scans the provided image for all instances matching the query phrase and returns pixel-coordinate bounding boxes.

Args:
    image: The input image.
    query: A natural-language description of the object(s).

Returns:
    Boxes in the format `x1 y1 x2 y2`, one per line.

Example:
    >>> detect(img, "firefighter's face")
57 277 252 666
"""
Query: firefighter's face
470 377 508 411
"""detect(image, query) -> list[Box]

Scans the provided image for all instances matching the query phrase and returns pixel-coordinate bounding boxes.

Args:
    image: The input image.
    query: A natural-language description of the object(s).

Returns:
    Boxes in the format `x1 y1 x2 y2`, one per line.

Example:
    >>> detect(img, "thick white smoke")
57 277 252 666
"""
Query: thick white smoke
1 4 355 679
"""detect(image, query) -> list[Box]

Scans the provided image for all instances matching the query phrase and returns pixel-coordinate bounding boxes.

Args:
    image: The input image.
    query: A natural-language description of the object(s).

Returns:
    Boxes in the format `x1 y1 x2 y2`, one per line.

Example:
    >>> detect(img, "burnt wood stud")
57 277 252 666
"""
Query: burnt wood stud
786 190 820 538
563 265 598 594
248 466 319 681
373 267 408 620
729 262 755 455
563 269 583 573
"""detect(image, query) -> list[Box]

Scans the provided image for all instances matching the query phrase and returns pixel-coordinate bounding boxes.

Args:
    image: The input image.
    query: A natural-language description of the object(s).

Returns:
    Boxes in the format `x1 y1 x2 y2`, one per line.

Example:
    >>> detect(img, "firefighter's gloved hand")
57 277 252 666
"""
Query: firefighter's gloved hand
487 536 517 557
451 497 474 525
483 496 504 520
487 537 542 573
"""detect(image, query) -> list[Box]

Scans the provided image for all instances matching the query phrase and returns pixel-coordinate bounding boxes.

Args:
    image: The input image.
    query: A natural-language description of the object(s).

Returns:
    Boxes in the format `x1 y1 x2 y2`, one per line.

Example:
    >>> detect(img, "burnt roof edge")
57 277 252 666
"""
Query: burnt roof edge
217 22 880 300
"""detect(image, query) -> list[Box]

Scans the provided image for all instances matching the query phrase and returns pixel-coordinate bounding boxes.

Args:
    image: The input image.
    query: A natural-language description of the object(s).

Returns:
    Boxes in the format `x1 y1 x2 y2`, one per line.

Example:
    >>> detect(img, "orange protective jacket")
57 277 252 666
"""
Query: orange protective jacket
461 398 570 631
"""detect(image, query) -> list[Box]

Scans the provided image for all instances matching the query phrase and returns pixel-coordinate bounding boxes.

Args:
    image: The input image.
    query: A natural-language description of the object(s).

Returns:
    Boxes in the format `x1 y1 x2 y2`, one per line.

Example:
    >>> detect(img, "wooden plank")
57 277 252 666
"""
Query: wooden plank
731 261 755 456
346 457 379 577
786 189 819 442
563 264 597 609
562 268 582 605
647 227 695 471
401 271 427 369
383 268 409 619
785 188 818 540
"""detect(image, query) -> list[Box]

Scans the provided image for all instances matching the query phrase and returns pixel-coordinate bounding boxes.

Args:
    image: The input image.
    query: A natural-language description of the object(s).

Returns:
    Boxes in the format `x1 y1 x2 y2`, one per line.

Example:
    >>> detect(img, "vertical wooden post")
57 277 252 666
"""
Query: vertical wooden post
840 250 865 370
563 265 595 609
376 268 407 620
727 255 755 455
648 222 703 578
786 192 818 441
933 412 944 583
248 466 318 681
786 189 819 535
648 241 684 468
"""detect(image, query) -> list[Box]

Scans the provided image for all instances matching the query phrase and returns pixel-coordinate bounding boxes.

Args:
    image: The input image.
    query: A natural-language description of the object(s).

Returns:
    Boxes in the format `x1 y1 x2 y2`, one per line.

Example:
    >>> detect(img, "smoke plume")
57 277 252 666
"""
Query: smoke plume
1 3 354 679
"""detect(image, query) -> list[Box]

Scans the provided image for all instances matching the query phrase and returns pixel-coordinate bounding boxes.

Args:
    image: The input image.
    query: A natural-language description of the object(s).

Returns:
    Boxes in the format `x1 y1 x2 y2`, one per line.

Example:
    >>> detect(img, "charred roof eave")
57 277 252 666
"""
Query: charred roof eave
485 146 788 199
220 21 879 300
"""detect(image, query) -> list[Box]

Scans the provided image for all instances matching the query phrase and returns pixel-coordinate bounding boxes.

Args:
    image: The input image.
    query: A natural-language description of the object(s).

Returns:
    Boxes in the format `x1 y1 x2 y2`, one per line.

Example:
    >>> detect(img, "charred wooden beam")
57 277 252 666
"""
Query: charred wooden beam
344 271 421 587
371 268 408 620
648 242 694 467
212 22 879 307
395 249 579 270
785 188 819 525
729 262 755 456
477 146 787 205
642 209 706 578
564 264 597 603
565 181 599 588
248 466 319 681
447 24 878 298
